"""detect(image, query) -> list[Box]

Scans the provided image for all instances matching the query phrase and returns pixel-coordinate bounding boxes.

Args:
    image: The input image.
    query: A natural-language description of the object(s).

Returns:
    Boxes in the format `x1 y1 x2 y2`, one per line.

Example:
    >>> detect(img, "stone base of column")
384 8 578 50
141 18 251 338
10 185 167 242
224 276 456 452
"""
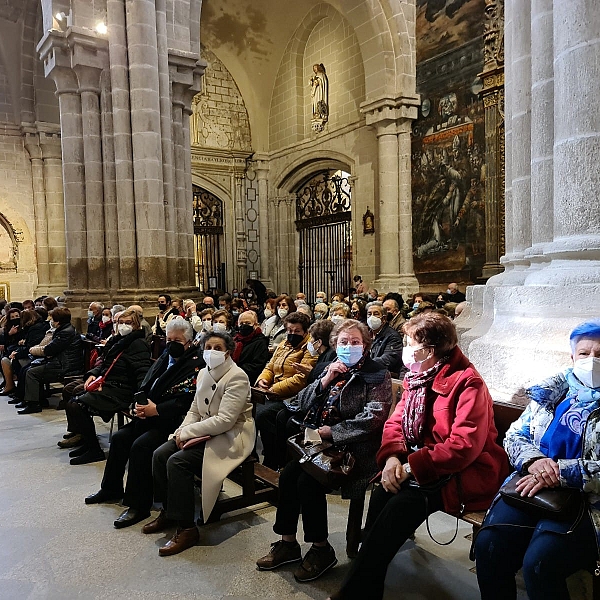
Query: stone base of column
35 284 69 299
372 273 419 297
481 263 504 280
459 283 600 402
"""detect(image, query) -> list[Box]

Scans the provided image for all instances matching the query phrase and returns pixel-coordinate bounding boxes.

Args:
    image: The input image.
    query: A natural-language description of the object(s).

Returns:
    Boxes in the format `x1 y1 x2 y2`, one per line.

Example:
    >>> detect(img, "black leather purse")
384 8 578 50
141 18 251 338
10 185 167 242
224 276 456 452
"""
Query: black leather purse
499 471 584 522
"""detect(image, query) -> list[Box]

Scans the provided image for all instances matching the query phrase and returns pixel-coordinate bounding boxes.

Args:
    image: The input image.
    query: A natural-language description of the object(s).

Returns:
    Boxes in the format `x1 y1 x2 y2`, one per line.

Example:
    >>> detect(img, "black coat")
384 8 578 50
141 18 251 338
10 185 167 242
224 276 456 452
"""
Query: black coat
308 346 337 385
43 323 84 376
139 346 205 430
369 323 403 375
14 321 49 359
236 333 270 384
88 329 151 389
86 315 102 341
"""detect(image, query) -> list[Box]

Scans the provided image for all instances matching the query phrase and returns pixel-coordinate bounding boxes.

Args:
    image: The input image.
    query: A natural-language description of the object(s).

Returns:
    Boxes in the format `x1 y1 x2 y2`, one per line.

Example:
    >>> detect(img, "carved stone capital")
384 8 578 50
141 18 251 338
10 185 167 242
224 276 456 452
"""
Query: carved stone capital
360 94 420 127
169 51 207 110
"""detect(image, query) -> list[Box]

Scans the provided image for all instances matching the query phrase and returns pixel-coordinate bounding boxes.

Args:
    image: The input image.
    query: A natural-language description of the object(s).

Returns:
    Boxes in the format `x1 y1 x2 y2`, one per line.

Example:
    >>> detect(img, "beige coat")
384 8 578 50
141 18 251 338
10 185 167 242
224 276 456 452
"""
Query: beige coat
173 357 255 520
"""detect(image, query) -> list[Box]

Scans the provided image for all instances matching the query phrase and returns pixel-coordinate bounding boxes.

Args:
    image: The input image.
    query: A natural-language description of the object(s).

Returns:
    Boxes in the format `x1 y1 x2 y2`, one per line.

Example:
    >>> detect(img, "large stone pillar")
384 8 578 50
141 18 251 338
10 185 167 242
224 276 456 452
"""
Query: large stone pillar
254 157 272 288
234 172 247 287
361 96 419 296
126 0 167 289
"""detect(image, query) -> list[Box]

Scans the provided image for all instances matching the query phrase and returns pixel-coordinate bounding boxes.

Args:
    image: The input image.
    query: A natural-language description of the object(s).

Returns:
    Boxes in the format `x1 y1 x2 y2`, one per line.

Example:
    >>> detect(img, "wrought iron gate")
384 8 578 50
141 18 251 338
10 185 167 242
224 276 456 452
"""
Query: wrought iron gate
193 185 225 292
296 171 352 301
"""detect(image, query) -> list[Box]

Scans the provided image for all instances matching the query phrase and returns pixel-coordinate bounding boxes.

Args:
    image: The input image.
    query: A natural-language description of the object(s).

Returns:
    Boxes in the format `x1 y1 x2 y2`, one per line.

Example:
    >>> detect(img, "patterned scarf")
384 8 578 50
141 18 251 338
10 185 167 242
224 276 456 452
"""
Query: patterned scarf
402 357 449 446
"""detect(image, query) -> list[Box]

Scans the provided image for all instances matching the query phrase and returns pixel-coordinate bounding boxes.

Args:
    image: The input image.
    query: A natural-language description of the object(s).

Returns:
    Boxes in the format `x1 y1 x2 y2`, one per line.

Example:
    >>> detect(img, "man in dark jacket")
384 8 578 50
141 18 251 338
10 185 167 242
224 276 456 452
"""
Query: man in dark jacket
84 319 204 528
85 302 103 341
366 301 403 376
17 307 83 414
232 311 270 384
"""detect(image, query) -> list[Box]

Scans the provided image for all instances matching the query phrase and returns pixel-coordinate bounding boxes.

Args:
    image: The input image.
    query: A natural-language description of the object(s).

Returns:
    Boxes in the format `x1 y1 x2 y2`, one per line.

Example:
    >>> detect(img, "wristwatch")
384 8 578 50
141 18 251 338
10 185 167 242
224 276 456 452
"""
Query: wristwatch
403 463 413 478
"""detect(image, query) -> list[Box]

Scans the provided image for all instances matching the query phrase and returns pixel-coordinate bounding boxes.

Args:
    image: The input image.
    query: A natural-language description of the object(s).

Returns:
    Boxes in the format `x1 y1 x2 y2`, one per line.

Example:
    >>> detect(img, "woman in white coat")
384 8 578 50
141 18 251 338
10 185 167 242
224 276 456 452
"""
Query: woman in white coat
146 331 255 556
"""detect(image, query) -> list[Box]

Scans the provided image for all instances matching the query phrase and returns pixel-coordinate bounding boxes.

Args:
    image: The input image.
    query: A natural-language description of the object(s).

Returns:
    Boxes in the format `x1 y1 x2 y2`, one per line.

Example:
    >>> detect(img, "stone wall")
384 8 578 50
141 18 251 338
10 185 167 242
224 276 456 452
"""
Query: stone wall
0 61 13 123
0 125 37 300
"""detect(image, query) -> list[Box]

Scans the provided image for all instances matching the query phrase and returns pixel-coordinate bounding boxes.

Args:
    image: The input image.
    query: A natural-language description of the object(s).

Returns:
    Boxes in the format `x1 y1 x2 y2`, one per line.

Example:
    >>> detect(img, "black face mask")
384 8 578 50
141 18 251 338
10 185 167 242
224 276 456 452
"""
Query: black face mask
238 324 254 337
167 341 186 359
287 333 304 347
158 303 168 311
9 318 20 327
436 301 446 309
386 312 394 322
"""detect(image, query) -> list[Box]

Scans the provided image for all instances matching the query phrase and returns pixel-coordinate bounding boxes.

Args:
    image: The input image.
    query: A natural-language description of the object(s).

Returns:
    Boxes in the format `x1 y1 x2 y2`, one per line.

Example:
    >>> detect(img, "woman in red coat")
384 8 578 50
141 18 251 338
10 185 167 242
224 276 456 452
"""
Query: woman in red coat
329 312 508 600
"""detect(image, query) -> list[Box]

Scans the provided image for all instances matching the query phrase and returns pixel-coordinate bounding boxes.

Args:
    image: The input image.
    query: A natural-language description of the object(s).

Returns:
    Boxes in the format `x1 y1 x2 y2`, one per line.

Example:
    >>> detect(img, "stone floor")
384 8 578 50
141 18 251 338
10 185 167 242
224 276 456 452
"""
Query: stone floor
0 391 531 600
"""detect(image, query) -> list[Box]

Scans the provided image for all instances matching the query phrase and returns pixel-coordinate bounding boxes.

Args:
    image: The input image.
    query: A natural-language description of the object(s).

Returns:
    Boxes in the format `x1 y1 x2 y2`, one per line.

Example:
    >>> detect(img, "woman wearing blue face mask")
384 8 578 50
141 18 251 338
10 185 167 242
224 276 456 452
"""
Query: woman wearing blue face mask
256 319 392 583
474 320 600 600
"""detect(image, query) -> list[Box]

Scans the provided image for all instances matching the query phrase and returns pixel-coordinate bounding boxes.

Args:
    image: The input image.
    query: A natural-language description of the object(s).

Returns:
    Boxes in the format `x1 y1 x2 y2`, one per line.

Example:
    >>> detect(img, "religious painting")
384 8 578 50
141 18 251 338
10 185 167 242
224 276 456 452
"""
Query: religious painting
416 0 487 63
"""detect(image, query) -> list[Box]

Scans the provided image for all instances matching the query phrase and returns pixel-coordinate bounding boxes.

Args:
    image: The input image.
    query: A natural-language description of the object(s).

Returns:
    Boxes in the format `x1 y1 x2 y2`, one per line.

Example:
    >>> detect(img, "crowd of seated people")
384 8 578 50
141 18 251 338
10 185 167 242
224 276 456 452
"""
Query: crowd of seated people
3 280 595 598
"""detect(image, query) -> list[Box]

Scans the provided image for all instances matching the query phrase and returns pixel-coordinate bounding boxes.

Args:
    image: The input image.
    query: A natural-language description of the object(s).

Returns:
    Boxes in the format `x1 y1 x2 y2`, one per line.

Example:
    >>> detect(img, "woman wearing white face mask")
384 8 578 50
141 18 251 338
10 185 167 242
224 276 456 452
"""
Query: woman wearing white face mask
63 308 152 465
330 312 507 600
149 332 254 556
474 320 600 600
266 295 297 352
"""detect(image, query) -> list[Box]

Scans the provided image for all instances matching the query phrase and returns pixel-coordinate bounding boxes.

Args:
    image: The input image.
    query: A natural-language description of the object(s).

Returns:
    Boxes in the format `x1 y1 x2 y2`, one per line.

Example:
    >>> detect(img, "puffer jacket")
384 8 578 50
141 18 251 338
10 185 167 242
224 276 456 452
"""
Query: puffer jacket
43 323 84 376
504 369 600 554
296 357 393 499
257 332 317 399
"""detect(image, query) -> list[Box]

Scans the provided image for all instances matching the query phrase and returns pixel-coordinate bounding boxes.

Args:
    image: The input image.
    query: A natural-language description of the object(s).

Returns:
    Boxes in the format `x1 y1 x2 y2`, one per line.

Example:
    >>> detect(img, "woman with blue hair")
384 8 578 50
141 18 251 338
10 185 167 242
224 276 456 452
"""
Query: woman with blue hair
474 320 600 599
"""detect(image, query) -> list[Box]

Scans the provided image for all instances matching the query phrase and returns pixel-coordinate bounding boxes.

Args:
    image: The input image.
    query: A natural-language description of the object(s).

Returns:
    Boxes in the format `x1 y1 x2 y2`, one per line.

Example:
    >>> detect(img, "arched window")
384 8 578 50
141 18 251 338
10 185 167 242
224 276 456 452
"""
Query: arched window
295 170 352 300
192 186 225 292
0 213 19 271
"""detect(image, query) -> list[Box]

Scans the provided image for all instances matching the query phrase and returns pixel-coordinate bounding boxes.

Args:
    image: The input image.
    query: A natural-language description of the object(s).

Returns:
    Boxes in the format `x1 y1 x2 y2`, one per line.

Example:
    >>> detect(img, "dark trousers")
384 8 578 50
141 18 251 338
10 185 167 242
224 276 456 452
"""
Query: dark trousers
274 408 304 468
336 483 444 600
255 400 285 469
64 399 101 450
62 379 85 414
101 418 169 510
153 438 206 525
23 364 64 405
474 497 596 600
273 459 330 543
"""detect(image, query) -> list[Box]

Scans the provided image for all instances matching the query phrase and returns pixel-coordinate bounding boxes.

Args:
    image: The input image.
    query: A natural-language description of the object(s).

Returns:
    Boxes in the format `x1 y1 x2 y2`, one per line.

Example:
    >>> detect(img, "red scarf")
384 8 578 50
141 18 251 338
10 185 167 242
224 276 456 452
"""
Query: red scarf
232 327 263 364
99 319 112 331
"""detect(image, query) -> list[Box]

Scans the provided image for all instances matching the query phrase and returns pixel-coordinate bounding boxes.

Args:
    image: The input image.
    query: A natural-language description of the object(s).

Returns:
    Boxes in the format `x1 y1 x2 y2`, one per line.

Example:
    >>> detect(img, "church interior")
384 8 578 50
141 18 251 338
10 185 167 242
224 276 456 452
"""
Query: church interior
0 0 599 598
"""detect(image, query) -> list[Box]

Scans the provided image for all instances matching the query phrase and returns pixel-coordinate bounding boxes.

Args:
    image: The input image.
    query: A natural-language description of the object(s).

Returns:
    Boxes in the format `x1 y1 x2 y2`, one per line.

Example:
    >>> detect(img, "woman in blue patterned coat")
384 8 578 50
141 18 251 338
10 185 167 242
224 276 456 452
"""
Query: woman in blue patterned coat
475 320 600 600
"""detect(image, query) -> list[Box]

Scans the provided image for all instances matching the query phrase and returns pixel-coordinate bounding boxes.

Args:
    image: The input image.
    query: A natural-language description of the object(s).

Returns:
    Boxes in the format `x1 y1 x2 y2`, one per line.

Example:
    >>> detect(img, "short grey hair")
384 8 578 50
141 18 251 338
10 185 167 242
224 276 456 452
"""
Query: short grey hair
111 304 126 318
166 317 193 342
366 300 385 312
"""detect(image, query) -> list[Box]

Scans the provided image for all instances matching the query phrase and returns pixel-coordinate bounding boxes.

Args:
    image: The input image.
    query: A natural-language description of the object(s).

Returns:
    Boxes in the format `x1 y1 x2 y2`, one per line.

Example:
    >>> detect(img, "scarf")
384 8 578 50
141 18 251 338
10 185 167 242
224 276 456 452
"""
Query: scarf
402 357 448 446
539 369 600 460
232 327 263 364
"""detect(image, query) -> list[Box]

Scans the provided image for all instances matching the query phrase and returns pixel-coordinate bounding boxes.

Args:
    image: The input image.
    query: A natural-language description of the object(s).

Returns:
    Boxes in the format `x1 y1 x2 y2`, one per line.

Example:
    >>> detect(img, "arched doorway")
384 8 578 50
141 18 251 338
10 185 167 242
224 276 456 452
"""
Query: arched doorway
192 185 225 292
295 170 352 300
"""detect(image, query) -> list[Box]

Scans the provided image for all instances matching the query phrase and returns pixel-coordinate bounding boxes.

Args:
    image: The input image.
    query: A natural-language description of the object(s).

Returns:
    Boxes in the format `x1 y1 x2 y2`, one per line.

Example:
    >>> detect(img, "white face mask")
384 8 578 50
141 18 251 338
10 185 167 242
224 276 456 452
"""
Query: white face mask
307 341 320 357
402 345 431 372
102 315 111 323
447 289 453 295
367 315 382 331
263 308 273 318
212 322 227 334
202 320 213 332
331 315 344 325
573 357 600 389
203 349 227 369
278 308 288 319
118 324 133 336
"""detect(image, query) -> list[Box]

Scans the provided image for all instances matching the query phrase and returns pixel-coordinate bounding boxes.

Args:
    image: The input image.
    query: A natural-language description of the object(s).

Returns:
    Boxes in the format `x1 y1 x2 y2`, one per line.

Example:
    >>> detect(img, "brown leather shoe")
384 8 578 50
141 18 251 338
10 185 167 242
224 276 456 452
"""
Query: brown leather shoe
142 509 172 534
158 526 199 556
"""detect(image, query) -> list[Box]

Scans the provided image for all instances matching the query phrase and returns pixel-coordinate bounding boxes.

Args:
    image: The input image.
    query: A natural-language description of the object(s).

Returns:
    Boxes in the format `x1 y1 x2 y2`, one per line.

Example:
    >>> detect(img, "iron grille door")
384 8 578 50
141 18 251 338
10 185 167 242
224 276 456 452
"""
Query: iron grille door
296 171 352 300
193 186 225 291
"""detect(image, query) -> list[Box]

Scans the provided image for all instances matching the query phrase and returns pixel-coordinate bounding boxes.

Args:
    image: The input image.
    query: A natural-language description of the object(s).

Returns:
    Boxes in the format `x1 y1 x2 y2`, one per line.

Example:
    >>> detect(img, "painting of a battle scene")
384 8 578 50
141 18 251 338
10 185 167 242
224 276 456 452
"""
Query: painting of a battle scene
412 0 486 282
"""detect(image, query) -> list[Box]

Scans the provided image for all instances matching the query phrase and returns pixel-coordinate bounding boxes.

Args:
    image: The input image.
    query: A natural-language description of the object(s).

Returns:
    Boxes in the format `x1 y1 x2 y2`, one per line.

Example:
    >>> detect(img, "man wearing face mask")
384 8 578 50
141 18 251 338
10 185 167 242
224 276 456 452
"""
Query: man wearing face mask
366 302 403 376
232 311 270 385
85 319 203 528
152 294 179 336
255 312 318 470
85 302 104 341
62 308 151 464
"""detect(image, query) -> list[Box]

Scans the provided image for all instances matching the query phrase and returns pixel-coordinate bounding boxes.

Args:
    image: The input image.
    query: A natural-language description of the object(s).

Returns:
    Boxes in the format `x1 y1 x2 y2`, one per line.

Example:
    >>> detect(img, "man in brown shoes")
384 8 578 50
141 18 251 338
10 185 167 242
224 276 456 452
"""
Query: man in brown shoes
142 508 199 557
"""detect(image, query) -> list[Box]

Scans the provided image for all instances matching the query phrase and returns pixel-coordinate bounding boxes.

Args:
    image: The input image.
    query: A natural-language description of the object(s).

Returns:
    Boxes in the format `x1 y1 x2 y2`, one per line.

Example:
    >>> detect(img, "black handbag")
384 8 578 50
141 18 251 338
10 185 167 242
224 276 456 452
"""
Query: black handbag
499 471 584 522
287 432 355 490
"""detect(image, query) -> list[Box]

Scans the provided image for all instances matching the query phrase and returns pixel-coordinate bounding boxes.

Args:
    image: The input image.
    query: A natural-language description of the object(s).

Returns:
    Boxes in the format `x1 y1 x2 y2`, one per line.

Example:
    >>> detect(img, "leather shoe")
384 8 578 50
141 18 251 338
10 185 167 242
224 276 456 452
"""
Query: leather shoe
85 489 123 505
69 446 89 458
58 434 84 449
114 508 151 529
14 401 27 409
18 403 42 414
70 448 105 465
7 397 21 405
142 510 172 534
159 526 199 556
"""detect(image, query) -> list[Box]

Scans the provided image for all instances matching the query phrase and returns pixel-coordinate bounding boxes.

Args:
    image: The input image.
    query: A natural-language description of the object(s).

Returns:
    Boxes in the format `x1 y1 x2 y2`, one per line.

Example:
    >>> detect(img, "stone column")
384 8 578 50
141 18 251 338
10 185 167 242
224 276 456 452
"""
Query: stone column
525 0 554 273
126 0 167 289
528 0 600 284
76 66 107 291
107 0 138 289
23 133 50 293
234 172 247 287
506 0 532 277
254 157 272 287
361 96 419 295
479 0 505 279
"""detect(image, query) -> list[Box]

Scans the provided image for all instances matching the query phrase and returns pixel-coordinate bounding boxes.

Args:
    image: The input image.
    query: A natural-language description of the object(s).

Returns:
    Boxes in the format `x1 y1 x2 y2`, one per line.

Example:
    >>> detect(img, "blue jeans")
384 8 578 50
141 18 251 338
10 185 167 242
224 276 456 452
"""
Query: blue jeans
474 497 596 600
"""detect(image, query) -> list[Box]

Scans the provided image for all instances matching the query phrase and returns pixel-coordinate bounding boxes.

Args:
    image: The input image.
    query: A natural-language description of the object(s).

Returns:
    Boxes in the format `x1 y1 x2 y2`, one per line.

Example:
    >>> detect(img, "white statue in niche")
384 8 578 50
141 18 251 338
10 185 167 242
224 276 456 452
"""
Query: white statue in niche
310 63 329 132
